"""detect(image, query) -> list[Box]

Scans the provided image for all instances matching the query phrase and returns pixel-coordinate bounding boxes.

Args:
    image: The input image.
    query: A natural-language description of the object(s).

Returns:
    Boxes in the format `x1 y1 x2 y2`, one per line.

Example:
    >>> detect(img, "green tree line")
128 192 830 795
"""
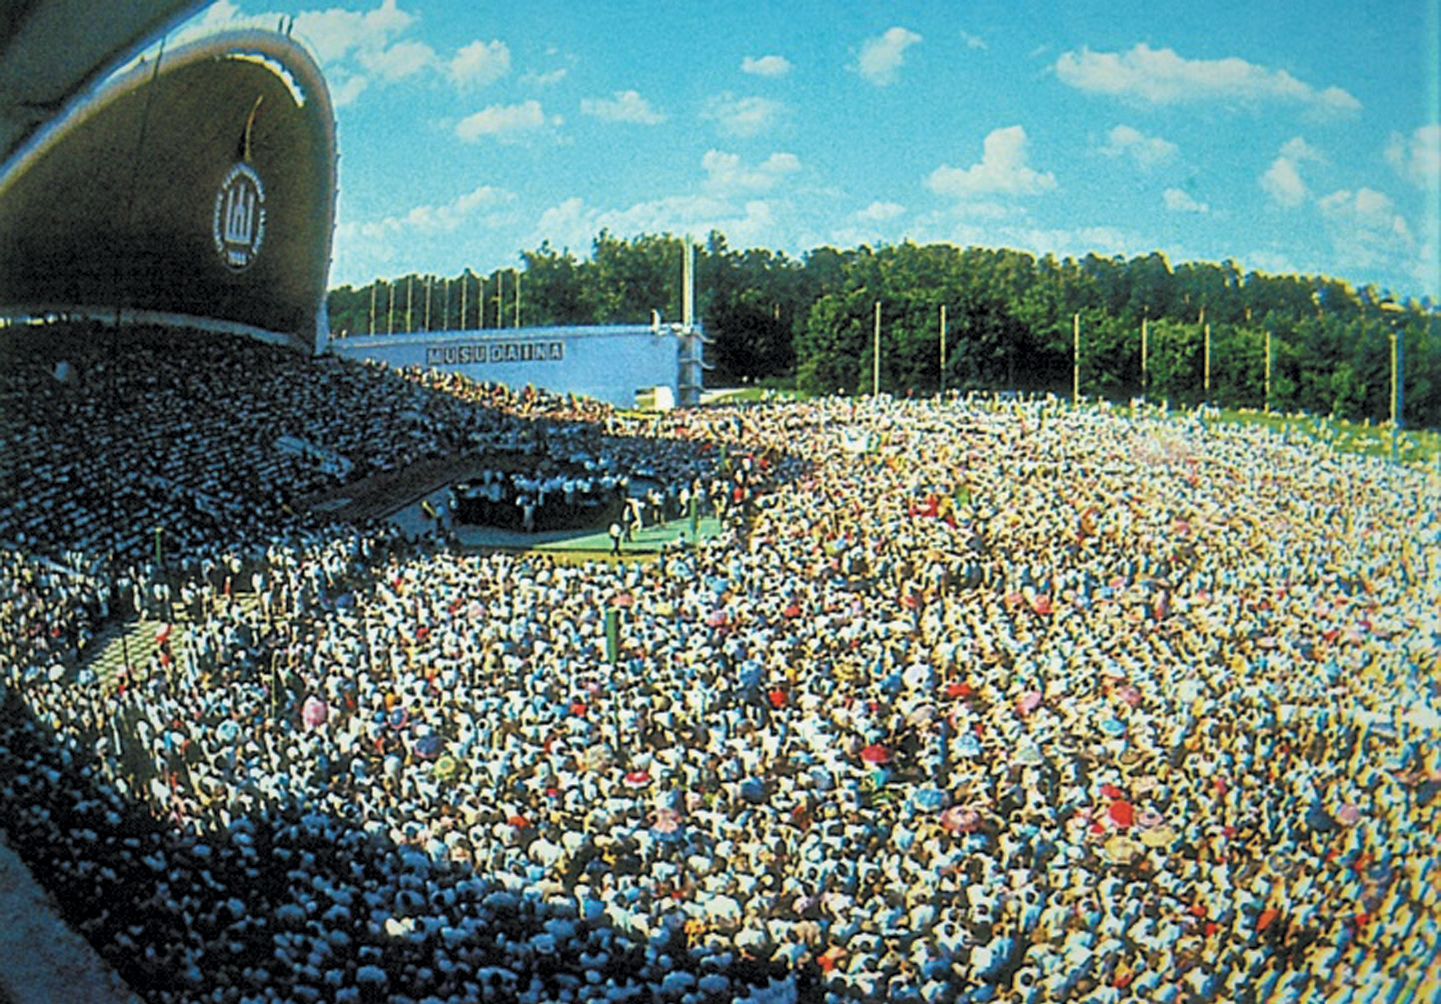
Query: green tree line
328 232 1440 428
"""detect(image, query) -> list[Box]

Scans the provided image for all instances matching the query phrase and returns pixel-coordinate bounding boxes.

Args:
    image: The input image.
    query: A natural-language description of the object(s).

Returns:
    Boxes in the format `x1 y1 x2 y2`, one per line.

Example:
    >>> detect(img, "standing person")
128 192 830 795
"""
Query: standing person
609 521 623 556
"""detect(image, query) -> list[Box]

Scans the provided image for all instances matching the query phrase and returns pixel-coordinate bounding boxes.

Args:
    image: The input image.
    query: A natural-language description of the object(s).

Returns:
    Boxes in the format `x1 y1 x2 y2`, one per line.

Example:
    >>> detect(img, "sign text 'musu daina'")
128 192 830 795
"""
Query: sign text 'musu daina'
426 341 565 366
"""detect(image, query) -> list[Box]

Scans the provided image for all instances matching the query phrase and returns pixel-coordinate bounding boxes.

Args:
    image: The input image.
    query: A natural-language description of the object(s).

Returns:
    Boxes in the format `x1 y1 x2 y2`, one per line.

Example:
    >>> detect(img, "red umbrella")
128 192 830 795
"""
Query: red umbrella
1109 799 1136 829
624 770 652 788
860 744 892 765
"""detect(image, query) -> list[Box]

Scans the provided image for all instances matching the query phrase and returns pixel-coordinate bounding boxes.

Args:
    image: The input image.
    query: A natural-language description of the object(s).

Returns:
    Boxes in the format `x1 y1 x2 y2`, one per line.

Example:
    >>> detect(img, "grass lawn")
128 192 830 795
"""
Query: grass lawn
1215 408 1440 467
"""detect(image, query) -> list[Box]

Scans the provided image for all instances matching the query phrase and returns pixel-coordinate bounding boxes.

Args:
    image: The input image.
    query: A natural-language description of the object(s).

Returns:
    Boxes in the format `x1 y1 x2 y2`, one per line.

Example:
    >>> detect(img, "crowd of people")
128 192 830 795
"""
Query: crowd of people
2 322 1440 1004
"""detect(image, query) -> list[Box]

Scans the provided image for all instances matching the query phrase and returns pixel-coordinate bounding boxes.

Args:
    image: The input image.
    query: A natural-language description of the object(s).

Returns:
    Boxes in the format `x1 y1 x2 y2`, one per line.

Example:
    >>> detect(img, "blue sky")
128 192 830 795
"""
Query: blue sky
172 0 1439 300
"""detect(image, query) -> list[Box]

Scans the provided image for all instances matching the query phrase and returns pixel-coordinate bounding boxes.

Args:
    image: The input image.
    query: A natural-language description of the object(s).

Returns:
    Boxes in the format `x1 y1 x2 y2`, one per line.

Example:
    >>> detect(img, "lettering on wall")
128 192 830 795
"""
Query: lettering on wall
426 341 566 366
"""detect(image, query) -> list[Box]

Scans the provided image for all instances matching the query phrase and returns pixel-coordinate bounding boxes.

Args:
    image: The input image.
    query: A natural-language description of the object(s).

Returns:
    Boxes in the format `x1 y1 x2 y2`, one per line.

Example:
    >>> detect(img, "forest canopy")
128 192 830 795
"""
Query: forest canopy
327 232 1440 428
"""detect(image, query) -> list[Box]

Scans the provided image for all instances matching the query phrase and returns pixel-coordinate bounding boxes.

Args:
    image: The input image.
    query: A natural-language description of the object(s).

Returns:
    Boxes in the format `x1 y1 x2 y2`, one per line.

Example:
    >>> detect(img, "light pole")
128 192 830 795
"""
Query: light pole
1203 322 1211 402
1140 310 1148 402
1380 298 1404 462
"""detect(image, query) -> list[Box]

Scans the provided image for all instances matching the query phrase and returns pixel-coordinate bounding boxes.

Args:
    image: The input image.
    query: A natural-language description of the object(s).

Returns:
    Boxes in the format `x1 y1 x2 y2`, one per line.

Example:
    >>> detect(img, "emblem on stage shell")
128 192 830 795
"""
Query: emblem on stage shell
212 162 266 271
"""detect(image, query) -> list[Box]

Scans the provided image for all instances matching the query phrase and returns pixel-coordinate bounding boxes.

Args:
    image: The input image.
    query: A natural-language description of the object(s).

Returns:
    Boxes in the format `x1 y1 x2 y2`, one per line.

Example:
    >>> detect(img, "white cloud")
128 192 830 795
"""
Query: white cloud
293 0 416 64
1318 187 1417 274
1386 125 1441 189
1242 250 1301 277
332 185 517 274
1163 188 1209 213
326 72 369 107
1319 188 1410 235
358 38 435 80
455 100 554 142
1100 124 1179 170
450 39 511 87
703 93 784 137
1260 156 1308 207
927 126 1057 198
857 27 922 86
338 184 516 241
533 195 781 253
741 55 793 77
960 31 987 51
580 90 666 125
857 201 906 222
185 2 522 106
522 67 569 87
1259 137 1323 208
701 150 801 195
1280 136 1325 163
1056 44 1361 116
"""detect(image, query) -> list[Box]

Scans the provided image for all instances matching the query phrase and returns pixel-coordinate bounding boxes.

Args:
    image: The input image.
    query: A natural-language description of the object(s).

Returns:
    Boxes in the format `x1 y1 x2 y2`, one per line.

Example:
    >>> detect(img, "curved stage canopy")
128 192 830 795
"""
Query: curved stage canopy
0 0 201 168
0 28 337 352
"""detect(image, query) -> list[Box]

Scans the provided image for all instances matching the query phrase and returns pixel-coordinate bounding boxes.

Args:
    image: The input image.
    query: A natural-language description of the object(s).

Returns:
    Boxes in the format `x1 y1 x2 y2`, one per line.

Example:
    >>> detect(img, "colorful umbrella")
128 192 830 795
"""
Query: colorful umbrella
860 744 892 765
941 806 982 833
1108 799 1136 829
433 755 463 782
912 788 948 812
1139 825 1176 848
1104 834 1143 864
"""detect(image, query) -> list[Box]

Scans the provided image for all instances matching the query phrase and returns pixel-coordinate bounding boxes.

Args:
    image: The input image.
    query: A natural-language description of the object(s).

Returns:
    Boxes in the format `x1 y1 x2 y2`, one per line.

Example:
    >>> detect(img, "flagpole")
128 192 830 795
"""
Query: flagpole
939 304 947 397
1072 312 1080 408
873 300 882 397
